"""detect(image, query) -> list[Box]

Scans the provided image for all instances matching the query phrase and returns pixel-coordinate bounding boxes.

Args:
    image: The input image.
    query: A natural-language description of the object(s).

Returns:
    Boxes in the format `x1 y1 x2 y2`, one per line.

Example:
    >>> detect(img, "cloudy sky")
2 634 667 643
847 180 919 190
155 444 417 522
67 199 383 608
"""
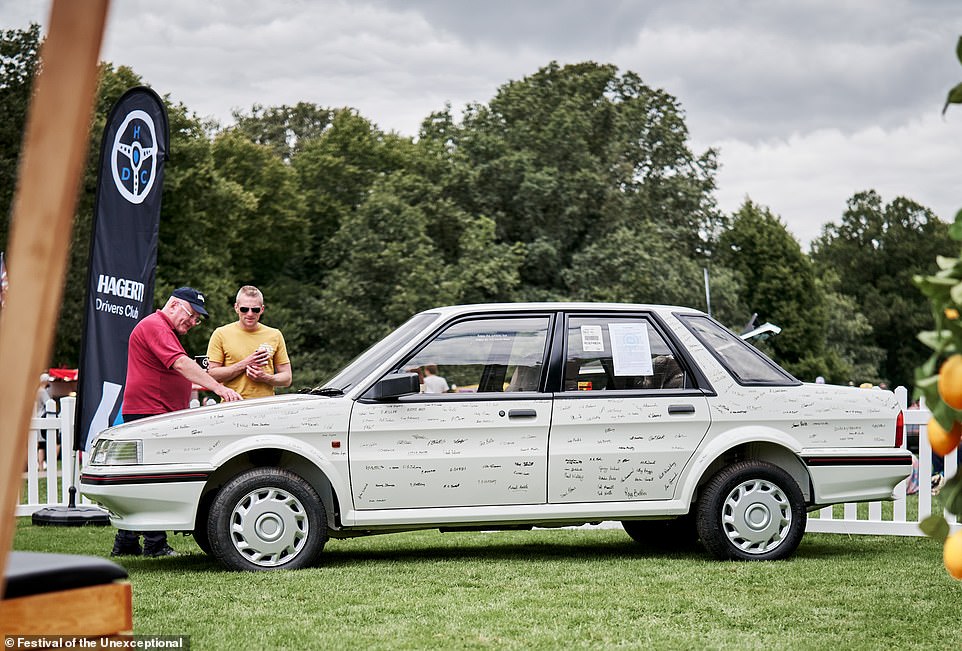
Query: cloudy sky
4 0 962 247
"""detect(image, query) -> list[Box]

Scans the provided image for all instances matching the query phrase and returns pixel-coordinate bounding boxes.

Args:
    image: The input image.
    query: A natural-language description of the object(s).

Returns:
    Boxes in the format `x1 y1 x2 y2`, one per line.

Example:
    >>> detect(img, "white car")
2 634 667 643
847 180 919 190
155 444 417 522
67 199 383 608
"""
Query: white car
81 303 912 571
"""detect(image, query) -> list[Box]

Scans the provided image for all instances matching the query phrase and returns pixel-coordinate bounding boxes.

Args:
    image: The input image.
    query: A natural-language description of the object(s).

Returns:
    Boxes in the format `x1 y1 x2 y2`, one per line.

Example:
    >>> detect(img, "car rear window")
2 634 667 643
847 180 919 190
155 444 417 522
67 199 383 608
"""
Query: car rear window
678 314 798 385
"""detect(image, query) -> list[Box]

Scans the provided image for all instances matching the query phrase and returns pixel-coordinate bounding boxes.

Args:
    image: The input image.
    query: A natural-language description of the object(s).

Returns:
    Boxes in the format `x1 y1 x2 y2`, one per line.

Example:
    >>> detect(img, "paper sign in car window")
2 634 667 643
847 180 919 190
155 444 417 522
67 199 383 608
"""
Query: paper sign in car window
580 325 605 352
608 323 653 376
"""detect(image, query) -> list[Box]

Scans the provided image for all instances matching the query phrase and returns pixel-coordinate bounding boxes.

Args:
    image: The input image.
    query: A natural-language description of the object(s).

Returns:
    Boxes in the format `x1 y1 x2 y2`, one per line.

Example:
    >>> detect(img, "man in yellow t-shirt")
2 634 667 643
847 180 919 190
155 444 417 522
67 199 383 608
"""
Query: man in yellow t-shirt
206 285 292 399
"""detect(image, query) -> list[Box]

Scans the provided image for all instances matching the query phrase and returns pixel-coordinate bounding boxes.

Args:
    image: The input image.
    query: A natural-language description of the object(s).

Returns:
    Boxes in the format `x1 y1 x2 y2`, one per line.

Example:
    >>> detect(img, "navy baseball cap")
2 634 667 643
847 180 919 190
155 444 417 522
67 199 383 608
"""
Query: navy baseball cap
171 286 209 317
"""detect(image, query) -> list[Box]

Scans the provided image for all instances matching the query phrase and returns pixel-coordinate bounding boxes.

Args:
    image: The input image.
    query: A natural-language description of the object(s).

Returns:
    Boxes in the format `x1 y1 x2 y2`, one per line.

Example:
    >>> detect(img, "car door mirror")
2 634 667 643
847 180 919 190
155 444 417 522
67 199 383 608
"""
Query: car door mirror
369 372 421 400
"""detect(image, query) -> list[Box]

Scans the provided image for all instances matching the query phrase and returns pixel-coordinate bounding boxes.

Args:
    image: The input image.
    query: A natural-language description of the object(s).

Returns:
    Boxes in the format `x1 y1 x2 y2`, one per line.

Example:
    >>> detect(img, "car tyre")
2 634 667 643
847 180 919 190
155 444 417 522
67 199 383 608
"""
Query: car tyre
695 460 806 561
207 467 327 571
621 515 699 550
192 523 212 556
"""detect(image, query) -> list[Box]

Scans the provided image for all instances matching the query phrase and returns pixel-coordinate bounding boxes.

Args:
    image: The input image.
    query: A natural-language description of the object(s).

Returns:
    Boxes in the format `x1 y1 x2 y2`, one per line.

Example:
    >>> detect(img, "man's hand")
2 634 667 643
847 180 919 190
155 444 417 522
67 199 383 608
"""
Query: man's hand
244 348 271 368
245 364 274 385
214 385 243 402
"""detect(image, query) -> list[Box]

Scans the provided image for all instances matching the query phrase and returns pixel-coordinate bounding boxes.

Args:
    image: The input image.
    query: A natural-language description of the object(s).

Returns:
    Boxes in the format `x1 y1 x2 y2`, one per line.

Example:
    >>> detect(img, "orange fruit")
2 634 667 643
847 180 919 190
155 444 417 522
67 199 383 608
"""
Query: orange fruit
944 530 962 580
928 418 962 457
938 354 962 409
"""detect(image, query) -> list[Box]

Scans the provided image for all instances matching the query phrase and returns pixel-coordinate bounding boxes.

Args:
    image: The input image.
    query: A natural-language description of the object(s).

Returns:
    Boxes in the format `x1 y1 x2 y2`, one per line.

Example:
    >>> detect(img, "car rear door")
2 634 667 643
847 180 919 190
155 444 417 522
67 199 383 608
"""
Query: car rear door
547 312 711 503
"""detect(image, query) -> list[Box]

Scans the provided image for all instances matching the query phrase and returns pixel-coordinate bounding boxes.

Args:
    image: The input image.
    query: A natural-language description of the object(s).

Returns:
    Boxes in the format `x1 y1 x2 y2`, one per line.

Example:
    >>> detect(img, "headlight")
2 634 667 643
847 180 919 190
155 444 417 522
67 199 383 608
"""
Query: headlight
90 439 143 465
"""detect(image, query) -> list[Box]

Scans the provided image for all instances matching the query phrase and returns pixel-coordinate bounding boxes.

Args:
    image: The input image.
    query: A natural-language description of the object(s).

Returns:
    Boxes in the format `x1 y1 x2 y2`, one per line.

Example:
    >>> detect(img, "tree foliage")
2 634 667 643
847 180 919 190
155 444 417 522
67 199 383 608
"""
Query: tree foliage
0 24 40 253
812 190 954 388
426 61 721 298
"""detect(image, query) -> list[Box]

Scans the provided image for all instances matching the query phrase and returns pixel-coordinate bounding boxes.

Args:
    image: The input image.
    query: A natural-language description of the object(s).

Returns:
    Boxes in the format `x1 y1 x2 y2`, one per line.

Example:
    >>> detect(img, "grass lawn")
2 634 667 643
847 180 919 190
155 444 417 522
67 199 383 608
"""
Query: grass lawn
11 517 960 650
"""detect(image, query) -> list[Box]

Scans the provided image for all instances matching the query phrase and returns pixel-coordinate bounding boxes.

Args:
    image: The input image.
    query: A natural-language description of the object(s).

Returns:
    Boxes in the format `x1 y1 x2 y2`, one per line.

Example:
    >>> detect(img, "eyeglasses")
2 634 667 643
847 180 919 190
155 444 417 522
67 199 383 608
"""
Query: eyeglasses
177 302 201 325
239 306 262 314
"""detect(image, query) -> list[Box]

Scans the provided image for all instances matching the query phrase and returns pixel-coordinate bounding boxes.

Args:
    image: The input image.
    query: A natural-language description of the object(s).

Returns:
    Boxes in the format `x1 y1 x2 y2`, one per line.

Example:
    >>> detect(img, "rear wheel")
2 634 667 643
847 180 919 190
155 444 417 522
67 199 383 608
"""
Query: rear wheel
695 460 806 561
207 467 327 571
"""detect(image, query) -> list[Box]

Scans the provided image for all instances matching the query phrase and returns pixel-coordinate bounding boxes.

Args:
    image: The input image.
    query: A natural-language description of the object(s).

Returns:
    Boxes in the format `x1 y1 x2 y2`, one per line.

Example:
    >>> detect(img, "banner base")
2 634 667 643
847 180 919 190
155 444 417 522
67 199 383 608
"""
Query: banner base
32 504 110 526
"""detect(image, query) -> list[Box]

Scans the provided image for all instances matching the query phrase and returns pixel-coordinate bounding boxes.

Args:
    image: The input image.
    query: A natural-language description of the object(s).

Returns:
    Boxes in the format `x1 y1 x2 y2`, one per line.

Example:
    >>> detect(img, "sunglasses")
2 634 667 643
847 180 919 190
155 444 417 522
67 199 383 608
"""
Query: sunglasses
239 306 262 314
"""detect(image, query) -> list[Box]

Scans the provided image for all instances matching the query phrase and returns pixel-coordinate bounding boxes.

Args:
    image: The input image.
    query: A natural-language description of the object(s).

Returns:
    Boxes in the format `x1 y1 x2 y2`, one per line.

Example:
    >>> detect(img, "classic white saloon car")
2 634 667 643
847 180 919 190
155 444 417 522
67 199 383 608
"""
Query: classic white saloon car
81 303 912 571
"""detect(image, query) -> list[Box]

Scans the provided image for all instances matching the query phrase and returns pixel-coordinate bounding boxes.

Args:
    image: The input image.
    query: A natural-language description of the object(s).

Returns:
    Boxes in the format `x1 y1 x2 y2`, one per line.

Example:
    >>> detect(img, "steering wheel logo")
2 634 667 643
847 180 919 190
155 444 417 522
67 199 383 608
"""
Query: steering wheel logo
111 110 158 204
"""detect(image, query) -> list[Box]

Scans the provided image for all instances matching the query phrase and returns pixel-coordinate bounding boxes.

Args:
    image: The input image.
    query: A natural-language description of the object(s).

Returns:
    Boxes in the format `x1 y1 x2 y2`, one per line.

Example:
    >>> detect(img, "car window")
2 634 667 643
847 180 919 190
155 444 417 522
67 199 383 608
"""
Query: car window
323 312 439 391
564 316 689 391
402 316 550 393
678 314 797 385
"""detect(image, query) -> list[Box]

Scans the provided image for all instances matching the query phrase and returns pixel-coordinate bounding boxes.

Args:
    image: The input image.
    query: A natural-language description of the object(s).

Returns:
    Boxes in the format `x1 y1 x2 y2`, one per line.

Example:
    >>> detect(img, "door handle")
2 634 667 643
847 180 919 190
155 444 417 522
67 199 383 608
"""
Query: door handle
508 409 537 419
668 404 695 415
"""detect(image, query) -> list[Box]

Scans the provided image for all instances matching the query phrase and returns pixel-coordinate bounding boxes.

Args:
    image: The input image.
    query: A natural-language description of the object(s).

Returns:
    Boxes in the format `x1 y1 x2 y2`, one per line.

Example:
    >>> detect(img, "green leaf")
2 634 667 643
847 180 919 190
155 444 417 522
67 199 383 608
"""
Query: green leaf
924 276 958 287
957 35 962 66
943 82 962 116
941 474 962 517
936 255 960 271
919 513 950 541
915 373 938 392
931 399 961 431
917 330 951 351
951 210 962 241
951 282 962 306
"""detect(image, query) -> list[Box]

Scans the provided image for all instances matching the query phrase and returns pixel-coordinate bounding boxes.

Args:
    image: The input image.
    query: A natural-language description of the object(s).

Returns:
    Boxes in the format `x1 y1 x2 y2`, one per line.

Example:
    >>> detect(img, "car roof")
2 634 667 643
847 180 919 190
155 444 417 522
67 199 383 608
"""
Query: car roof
416 303 707 319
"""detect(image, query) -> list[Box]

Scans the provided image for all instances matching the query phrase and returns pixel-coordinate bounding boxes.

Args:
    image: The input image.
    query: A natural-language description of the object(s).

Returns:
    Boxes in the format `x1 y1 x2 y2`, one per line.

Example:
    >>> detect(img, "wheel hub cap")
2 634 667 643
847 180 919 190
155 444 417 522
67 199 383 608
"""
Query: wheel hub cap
721 479 791 555
229 487 309 567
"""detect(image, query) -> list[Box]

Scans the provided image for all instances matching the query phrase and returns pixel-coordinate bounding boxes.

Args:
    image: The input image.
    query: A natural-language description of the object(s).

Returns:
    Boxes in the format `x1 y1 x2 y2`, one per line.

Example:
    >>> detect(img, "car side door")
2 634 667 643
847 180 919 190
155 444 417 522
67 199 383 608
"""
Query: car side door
547 312 712 503
349 313 553 510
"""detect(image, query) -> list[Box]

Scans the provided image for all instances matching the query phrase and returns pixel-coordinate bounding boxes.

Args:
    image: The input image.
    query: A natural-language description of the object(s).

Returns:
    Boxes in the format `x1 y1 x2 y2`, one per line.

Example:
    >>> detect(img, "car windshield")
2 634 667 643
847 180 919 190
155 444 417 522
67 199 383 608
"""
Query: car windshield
678 314 797 385
322 312 440 391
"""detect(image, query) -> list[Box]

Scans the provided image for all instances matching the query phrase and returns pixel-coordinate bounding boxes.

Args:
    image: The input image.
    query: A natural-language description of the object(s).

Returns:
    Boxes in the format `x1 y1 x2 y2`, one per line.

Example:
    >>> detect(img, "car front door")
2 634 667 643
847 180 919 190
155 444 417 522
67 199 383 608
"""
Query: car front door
350 314 553 510
548 313 711 503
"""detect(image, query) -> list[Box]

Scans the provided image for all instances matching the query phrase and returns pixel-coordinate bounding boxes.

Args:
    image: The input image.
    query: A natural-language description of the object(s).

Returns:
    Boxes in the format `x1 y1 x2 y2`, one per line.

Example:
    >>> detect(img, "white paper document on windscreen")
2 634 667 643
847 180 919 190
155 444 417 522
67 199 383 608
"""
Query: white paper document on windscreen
608 323 653 376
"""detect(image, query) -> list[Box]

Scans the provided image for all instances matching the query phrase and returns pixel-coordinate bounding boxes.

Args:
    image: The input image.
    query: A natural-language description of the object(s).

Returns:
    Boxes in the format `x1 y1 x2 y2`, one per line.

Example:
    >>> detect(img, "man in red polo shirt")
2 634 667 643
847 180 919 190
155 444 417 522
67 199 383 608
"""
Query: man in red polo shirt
111 286 242 558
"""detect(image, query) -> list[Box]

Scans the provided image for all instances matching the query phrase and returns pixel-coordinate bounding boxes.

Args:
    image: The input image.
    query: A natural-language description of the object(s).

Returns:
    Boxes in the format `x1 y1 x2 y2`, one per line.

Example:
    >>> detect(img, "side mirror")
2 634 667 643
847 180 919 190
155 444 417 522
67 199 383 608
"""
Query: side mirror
369 372 421 400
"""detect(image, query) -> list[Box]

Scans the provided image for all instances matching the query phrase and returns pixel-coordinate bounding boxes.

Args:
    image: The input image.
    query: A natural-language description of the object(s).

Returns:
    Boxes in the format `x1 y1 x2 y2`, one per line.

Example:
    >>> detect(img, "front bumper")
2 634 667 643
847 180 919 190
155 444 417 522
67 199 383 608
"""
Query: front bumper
80 467 209 531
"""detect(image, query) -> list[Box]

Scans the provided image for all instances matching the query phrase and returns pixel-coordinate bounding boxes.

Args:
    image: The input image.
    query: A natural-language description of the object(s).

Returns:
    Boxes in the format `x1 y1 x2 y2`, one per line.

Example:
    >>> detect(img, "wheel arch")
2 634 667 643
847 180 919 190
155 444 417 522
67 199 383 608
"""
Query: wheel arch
197 444 343 533
681 428 813 508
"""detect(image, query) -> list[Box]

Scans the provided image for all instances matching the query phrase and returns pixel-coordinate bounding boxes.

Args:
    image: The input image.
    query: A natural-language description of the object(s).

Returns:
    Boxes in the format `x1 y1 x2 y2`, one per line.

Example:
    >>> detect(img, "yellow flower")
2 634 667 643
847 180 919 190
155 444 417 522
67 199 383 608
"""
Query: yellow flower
945 308 960 320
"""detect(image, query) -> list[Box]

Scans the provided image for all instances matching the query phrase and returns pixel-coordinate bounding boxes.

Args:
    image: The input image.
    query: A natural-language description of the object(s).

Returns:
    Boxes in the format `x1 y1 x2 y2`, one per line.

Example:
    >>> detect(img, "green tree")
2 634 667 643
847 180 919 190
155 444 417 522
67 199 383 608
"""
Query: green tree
812 190 953 389
230 102 334 161
717 200 827 378
301 170 523 385
292 110 417 283
818 271 884 384
0 24 40 253
210 130 310 283
563 222 745 326
425 61 720 297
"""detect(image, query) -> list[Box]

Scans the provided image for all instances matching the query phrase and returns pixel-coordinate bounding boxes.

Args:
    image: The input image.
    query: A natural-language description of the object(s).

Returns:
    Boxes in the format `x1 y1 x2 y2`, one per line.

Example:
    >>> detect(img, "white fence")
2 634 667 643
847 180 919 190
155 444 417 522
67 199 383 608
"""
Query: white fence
18 390 961 536
18 396 87 516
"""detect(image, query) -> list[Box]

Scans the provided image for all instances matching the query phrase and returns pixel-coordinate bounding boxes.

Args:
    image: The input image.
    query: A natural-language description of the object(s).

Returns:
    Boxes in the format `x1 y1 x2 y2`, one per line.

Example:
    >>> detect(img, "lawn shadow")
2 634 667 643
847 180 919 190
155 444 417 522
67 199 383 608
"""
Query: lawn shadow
320 532 706 567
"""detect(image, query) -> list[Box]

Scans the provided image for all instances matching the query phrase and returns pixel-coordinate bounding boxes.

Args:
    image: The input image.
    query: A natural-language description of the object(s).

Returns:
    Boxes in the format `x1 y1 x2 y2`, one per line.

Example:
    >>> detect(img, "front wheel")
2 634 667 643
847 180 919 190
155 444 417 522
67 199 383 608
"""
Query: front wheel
207 467 327 571
695 460 806 561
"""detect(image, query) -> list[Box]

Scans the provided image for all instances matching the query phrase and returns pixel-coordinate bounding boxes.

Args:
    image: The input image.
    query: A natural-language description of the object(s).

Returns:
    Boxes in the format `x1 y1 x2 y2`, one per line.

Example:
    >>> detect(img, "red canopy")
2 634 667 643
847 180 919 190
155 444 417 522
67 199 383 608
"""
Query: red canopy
47 367 78 381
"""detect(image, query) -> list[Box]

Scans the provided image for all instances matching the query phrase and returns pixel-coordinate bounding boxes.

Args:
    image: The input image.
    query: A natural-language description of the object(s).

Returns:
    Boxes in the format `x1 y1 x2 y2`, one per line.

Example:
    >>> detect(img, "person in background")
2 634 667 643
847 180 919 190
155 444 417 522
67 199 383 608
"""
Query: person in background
111 287 243 558
422 364 449 394
35 374 53 471
206 285 292 399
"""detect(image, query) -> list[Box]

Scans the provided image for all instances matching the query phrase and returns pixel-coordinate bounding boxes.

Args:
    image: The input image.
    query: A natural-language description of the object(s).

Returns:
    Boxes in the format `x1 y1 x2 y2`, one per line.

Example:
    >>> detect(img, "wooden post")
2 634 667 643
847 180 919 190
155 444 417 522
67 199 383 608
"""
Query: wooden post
0 0 109 589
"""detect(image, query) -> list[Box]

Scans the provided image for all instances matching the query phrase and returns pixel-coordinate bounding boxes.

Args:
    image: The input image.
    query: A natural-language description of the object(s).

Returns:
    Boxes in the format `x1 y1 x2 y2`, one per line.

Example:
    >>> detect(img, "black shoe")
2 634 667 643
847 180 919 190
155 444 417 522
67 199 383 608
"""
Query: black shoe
143 544 178 558
110 543 142 557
